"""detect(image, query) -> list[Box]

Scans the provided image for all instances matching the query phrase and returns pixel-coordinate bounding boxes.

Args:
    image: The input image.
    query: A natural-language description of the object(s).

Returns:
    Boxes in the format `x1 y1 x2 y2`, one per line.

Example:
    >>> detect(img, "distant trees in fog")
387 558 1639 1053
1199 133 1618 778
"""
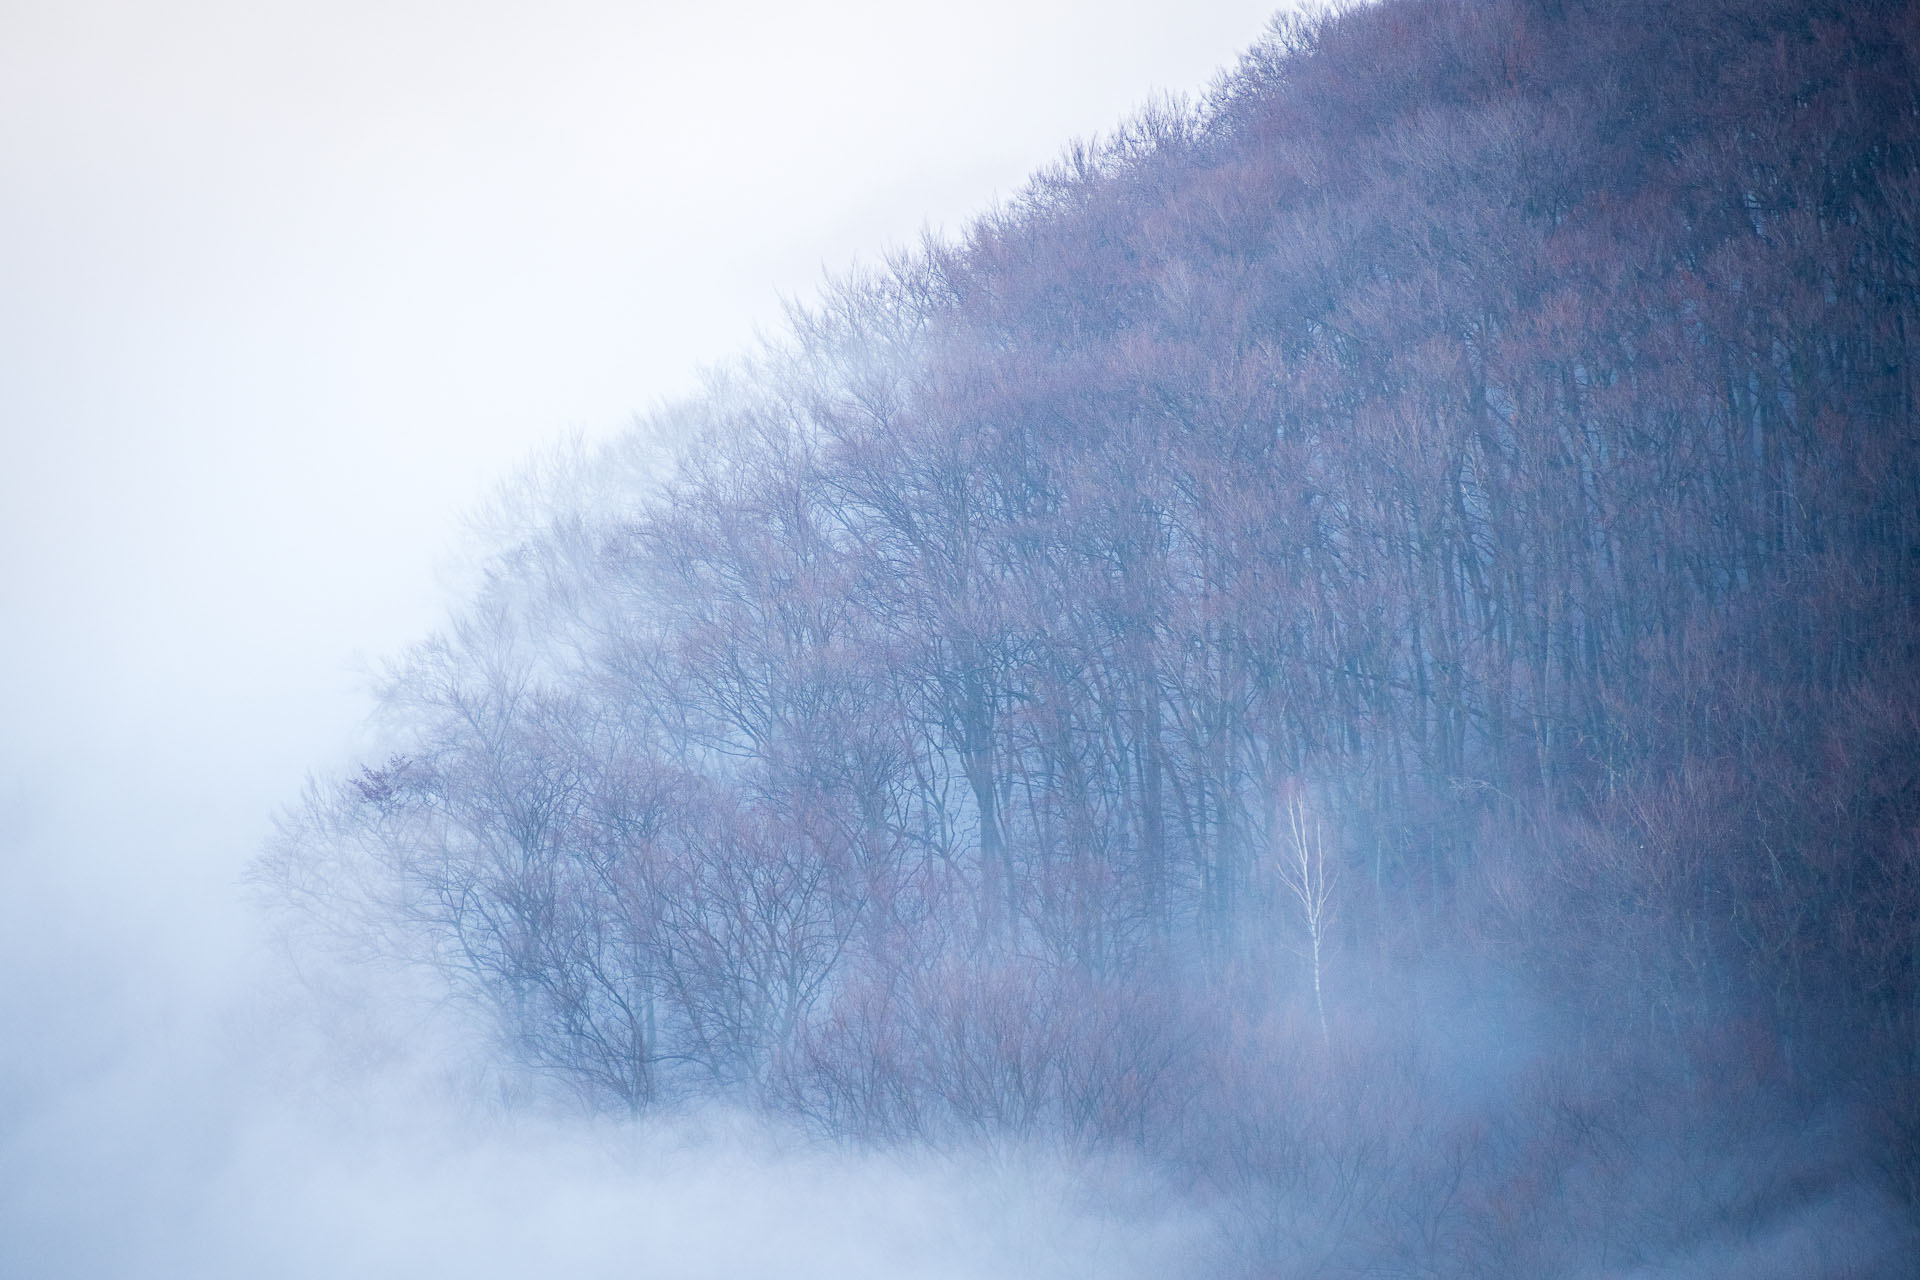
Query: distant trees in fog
262 0 1920 1269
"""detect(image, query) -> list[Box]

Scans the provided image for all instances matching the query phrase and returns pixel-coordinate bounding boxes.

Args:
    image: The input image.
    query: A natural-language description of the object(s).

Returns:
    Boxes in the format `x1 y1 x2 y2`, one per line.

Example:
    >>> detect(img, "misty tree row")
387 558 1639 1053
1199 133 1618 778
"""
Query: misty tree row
264 0 1920 1245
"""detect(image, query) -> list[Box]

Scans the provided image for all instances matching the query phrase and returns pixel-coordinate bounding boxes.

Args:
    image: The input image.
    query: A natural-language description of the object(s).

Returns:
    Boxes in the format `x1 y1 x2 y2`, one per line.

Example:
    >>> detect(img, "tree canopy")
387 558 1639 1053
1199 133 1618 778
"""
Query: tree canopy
262 0 1920 1269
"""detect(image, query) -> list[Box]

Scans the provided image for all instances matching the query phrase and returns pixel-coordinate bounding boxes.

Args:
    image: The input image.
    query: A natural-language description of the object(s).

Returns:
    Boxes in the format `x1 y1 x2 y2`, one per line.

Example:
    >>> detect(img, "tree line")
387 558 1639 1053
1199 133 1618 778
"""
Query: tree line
263 0 1920 1268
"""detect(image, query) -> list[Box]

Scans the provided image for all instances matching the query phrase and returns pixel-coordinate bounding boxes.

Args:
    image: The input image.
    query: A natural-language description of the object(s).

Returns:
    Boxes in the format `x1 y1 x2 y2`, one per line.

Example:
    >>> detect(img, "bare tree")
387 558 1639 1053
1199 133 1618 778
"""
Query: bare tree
1278 789 1338 1049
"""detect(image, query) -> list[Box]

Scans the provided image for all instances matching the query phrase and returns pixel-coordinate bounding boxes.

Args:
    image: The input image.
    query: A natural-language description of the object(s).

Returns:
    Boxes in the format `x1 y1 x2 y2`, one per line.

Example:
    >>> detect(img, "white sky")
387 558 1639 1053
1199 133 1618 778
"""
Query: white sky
0 2 1281 1270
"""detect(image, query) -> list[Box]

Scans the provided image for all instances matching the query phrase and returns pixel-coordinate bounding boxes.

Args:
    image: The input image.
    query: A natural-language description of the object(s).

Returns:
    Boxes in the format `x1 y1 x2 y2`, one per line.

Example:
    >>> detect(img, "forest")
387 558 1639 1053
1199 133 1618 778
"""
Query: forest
261 0 1920 1272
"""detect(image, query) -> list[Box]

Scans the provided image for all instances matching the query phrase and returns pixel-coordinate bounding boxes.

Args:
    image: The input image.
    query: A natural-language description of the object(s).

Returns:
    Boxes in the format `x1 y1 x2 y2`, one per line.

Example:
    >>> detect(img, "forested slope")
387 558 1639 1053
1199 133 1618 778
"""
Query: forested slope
264 0 1920 1270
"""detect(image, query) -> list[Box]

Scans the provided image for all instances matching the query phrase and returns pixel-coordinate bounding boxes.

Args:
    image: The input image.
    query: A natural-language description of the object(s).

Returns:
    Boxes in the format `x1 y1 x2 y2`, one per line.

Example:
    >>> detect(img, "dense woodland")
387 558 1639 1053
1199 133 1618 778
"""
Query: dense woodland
264 0 1920 1271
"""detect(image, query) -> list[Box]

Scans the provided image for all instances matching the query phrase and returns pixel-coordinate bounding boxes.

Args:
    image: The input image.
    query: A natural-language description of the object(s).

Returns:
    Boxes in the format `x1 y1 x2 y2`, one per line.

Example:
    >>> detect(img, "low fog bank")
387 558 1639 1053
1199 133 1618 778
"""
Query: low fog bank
5 786 1910 1278
8 1086 1205 1280
0 876 1211 1280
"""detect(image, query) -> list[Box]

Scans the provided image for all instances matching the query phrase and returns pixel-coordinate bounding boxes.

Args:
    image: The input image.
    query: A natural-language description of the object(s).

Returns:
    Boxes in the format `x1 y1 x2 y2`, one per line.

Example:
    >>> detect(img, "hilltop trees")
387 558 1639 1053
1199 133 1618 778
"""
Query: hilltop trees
264 0 1920 1268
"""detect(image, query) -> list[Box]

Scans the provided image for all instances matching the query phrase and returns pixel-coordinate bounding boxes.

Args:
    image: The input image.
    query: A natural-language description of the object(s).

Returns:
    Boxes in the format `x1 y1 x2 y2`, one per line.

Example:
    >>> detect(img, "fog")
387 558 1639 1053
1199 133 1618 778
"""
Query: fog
11 3 1920 1274
0 2 1275 1272
4 965 1208 1276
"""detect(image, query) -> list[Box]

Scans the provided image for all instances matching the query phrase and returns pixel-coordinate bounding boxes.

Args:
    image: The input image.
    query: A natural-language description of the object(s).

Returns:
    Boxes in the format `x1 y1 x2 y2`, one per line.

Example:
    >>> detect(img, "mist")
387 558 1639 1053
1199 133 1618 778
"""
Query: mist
0 1 1274 1274
9 1 1920 1275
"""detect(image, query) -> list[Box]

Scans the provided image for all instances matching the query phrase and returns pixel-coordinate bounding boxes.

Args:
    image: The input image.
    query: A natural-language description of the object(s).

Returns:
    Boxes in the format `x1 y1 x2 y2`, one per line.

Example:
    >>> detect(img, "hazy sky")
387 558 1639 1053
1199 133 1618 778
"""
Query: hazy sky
0 0 1282 962
0 2 1280 1272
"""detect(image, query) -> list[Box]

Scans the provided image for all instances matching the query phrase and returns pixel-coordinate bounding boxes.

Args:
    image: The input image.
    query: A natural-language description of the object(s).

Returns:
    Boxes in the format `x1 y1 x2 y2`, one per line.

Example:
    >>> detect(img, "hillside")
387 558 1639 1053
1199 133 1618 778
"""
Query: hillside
264 0 1920 1271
